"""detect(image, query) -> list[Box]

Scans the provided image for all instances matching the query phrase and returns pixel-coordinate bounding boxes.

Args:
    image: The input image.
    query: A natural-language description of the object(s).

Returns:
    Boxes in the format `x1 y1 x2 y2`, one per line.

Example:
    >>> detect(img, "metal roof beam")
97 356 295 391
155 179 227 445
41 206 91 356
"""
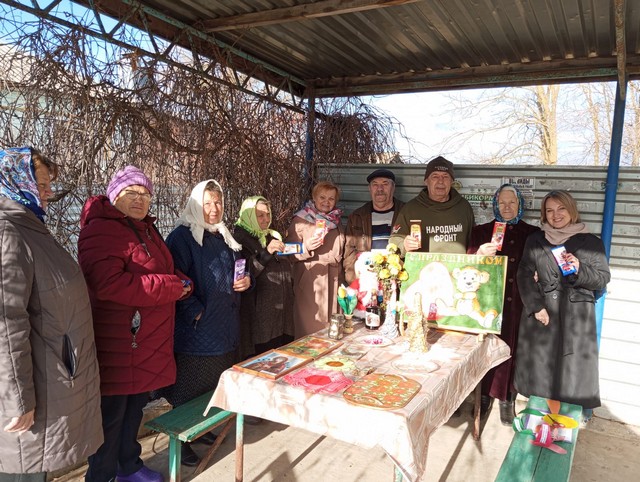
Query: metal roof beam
201 0 421 32
309 59 640 97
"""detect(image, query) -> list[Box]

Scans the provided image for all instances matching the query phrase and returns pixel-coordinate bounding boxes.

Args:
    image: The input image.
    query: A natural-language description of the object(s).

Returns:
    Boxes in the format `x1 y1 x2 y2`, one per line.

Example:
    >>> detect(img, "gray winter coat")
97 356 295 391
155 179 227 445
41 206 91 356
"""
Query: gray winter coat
0 198 103 473
514 230 610 409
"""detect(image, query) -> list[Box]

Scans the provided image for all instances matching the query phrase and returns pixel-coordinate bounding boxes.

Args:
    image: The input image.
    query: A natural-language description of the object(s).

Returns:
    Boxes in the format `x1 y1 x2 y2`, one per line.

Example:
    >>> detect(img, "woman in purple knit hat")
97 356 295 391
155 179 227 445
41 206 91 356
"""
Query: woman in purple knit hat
79 166 192 482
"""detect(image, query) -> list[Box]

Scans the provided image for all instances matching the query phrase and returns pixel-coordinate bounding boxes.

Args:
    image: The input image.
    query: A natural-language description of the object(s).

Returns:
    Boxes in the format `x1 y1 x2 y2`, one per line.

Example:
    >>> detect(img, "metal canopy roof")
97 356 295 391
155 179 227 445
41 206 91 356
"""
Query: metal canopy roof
58 0 640 99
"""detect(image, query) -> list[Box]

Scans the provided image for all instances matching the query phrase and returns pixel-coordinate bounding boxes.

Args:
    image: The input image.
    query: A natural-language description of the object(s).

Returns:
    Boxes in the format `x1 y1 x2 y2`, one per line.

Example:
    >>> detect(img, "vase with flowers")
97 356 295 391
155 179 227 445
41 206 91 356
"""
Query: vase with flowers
337 284 358 333
366 243 409 338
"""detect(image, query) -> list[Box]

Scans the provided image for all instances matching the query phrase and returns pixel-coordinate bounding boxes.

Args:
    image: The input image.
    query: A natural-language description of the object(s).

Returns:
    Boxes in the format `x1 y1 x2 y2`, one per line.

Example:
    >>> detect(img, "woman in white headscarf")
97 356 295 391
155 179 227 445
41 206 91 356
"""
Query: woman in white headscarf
164 180 251 466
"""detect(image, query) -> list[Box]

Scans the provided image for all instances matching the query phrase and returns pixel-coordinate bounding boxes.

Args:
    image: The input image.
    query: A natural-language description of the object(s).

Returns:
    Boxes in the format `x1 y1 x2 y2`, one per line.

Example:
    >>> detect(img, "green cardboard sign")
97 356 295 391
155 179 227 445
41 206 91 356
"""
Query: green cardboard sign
399 252 508 334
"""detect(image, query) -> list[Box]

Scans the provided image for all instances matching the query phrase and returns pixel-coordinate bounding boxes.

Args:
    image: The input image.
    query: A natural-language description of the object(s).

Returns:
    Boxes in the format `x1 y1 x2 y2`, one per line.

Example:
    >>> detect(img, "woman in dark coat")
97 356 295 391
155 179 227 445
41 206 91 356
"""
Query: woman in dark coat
233 196 294 359
164 179 251 466
467 184 539 424
515 190 610 419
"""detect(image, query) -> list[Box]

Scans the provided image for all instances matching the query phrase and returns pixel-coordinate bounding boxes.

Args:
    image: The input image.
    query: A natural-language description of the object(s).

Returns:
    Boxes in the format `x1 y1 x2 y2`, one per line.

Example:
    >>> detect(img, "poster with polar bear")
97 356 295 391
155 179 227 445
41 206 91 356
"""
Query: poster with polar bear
399 252 508 334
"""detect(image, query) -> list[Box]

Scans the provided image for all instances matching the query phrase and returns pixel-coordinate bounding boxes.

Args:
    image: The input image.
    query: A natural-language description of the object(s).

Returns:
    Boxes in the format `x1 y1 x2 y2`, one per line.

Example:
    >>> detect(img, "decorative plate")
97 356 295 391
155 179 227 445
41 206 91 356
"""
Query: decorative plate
352 334 394 347
340 345 368 359
343 374 421 410
391 358 440 373
313 355 357 372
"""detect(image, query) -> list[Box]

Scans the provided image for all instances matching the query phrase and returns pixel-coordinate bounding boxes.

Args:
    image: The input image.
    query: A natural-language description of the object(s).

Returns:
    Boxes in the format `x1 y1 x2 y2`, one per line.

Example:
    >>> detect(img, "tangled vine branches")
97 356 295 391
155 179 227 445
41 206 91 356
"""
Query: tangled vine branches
0 9 398 255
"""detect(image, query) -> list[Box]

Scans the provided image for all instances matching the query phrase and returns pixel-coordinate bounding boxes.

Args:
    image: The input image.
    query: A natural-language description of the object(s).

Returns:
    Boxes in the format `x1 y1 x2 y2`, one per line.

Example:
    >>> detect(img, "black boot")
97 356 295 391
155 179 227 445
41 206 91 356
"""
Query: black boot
499 400 515 426
480 395 493 418
181 442 200 467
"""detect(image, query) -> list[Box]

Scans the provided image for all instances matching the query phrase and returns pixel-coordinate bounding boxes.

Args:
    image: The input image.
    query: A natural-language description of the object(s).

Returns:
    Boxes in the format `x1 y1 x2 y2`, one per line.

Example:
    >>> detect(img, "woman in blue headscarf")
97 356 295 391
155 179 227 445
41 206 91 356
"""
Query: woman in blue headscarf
0 147 103 480
467 184 539 425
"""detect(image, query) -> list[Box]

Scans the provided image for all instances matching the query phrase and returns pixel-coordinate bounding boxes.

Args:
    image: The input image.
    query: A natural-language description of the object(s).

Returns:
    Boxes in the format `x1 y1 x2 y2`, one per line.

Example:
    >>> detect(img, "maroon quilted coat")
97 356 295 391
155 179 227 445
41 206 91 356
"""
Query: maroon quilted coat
467 219 539 400
78 195 185 395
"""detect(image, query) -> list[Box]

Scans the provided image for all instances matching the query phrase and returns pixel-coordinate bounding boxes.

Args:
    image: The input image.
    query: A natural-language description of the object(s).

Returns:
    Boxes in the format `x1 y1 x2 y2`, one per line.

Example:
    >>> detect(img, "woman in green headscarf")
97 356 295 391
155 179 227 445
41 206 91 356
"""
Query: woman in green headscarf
234 196 295 359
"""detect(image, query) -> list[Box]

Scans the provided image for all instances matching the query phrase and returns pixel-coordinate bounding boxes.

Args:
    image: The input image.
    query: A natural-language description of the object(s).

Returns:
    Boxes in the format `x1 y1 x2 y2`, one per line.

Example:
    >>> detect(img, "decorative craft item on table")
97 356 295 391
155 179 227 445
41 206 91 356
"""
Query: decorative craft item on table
343 374 421 410
399 252 508 334
339 344 368 359
391 357 439 373
234 350 309 380
379 280 399 338
337 284 358 334
366 243 409 339
407 292 428 353
328 314 345 340
279 336 342 358
352 333 394 347
512 398 579 454
282 366 353 394
313 355 357 372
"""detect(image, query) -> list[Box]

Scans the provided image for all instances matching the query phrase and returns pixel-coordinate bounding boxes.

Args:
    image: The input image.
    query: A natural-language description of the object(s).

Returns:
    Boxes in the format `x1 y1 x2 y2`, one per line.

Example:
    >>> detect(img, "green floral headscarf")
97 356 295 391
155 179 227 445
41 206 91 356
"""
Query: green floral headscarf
235 196 282 247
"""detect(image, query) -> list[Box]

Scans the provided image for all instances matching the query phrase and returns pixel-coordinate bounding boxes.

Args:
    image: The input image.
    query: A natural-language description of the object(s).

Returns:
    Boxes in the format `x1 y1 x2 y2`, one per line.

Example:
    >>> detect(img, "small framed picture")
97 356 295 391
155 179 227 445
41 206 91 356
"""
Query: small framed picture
234 350 309 379
279 336 342 358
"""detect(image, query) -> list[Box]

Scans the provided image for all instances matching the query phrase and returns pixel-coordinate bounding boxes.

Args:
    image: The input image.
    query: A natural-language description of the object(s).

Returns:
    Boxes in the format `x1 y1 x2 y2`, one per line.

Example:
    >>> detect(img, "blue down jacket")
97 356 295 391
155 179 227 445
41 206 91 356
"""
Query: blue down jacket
166 225 246 356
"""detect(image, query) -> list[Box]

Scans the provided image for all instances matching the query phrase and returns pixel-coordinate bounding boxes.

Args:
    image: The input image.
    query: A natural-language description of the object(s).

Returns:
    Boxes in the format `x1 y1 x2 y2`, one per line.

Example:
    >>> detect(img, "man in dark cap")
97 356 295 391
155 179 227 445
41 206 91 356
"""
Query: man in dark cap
343 168 405 283
390 156 474 255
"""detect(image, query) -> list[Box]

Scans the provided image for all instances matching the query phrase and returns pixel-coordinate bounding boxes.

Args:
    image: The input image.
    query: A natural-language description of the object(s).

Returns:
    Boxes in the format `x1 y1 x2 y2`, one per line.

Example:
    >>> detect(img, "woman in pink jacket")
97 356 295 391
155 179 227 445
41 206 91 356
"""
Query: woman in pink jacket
78 166 191 482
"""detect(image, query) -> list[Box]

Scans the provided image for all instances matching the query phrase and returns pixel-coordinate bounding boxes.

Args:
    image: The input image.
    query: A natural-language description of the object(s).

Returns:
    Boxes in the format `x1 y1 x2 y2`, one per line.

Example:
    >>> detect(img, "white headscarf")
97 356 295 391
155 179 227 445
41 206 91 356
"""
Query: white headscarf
175 179 242 251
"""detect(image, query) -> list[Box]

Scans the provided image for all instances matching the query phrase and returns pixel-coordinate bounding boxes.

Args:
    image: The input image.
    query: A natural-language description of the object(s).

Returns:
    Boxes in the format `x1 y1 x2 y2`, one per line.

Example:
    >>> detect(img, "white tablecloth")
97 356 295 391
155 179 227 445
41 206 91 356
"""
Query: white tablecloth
206 327 510 481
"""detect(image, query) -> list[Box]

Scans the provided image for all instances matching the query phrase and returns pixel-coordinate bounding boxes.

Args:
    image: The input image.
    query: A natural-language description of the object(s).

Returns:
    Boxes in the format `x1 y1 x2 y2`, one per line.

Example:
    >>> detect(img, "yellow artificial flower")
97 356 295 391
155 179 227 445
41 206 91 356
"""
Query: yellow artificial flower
338 285 347 299
398 270 409 281
390 266 399 276
387 243 399 254
379 268 391 279
388 254 401 268
372 253 385 265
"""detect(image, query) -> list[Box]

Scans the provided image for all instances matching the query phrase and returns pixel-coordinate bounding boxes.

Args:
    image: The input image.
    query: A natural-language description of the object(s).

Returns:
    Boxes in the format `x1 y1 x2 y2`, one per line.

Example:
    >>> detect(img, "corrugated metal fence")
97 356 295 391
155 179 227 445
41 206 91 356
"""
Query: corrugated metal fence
319 163 640 426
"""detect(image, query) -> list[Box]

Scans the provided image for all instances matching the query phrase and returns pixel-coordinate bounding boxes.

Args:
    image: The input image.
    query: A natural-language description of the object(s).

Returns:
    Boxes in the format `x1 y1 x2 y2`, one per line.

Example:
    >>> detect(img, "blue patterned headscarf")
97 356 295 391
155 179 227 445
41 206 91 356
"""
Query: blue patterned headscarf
0 146 46 221
493 184 525 225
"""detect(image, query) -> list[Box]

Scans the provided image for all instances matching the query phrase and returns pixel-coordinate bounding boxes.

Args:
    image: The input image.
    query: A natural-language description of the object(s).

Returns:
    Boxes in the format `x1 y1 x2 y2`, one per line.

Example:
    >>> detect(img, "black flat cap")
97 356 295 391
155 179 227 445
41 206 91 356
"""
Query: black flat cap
366 168 396 183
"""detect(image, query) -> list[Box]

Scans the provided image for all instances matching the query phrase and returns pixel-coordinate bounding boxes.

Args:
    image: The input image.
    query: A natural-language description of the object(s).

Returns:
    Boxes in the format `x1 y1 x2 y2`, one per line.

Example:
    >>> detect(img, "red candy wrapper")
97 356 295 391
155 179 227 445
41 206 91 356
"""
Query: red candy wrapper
491 222 507 251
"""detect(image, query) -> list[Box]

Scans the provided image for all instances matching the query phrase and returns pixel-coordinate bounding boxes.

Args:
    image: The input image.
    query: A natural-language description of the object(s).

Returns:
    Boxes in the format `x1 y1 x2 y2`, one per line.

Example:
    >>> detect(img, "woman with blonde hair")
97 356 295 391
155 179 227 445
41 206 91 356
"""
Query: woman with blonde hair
515 190 610 421
286 181 345 337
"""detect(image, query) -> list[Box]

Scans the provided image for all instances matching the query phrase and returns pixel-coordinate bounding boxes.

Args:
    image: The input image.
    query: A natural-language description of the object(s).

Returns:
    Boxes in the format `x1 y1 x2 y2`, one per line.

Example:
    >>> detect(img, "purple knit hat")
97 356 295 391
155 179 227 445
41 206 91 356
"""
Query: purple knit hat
107 165 153 204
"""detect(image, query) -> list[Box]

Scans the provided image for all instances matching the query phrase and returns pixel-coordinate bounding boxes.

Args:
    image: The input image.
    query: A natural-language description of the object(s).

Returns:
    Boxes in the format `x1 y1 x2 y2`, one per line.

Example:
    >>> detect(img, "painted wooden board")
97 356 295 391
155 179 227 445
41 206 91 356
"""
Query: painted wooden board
495 396 582 482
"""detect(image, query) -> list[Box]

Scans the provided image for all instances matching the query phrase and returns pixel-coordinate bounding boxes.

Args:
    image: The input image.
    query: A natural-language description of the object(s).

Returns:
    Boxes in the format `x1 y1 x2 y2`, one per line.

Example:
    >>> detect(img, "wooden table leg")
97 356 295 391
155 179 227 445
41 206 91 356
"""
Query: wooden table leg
473 382 481 440
235 413 244 482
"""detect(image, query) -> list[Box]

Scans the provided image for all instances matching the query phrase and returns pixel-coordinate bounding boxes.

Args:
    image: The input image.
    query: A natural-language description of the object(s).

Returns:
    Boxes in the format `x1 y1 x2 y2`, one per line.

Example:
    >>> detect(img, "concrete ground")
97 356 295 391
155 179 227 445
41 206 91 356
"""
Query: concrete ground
53 396 640 482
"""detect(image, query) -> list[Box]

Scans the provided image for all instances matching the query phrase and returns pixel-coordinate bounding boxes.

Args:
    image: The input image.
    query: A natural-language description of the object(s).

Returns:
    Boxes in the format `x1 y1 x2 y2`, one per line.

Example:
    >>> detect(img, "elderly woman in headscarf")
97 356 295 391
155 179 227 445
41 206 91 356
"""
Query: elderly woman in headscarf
0 147 102 481
78 165 190 482
233 196 295 359
164 179 251 467
467 184 539 425
285 180 345 337
515 190 610 424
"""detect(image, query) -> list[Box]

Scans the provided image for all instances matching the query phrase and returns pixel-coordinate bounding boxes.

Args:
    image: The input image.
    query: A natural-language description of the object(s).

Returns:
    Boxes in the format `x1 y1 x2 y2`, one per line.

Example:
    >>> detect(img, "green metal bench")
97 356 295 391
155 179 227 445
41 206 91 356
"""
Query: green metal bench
495 395 582 482
144 391 244 482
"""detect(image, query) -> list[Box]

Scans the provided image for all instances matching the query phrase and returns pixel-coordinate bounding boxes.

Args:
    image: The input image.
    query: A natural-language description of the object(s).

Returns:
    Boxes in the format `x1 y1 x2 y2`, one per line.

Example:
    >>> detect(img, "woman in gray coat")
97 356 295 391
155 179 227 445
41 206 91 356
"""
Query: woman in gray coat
0 147 103 481
515 190 610 417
